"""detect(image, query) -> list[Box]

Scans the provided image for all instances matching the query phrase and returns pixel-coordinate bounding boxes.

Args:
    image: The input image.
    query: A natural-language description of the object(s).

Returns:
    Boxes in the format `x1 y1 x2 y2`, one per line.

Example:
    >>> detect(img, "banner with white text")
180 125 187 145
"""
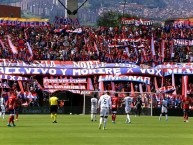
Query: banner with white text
0 67 163 77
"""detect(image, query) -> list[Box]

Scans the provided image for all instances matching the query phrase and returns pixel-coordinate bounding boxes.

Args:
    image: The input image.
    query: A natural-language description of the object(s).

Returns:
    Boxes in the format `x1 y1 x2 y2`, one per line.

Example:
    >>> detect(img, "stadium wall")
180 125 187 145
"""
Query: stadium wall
0 5 21 18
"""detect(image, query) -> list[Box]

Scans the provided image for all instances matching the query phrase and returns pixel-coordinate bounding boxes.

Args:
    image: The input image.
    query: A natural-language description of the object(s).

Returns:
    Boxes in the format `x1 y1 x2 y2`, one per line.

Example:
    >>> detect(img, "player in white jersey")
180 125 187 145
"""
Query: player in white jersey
98 91 112 130
159 97 168 121
123 94 133 124
91 94 98 122
0 95 6 120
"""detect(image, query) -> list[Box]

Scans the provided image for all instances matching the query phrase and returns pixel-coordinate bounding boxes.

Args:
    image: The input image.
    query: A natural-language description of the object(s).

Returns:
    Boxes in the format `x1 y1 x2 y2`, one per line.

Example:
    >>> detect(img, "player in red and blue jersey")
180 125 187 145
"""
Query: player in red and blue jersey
111 93 119 123
182 95 191 123
6 92 17 127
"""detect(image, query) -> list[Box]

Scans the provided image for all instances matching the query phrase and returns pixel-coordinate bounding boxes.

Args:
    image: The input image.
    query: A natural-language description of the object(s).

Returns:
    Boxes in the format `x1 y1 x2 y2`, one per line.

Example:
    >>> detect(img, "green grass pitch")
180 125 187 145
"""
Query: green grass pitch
0 115 193 145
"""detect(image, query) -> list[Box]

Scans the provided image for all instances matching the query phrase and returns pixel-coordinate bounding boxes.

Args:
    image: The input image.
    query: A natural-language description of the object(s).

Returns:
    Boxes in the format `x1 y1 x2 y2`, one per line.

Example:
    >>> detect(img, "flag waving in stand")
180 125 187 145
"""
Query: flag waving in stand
7 35 18 54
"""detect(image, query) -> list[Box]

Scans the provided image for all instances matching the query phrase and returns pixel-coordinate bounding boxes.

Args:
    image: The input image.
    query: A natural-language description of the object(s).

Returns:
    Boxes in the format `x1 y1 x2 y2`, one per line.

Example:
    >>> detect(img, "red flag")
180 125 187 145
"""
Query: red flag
130 82 135 97
87 78 94 91
18 81 24 93
182 76 188 98
0 39 5 49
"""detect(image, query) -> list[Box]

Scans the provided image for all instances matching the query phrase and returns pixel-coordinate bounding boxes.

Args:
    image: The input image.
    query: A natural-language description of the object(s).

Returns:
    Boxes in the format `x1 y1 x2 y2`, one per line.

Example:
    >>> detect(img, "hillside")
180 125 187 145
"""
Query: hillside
1 0 193 23
88 0 166 9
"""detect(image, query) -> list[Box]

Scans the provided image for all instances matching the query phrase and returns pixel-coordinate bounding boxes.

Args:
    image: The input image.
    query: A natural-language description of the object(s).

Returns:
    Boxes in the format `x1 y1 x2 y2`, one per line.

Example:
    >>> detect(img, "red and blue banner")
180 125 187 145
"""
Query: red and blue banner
55 16 79 26
0 74 28 81
43 78 87 84
173 38 193 46
98 75 150 85
0 59 138 69
0 67 162 77
157 86 176 94
155 63 193 76
0 59 162 77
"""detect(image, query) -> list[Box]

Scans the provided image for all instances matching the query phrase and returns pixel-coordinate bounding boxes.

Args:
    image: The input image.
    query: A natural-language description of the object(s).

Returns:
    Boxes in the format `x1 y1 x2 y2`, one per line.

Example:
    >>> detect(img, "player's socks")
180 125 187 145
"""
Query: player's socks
11 116 15 125
127 114 131 123
51 114 54 122
16 113 18 120
184 116 186 122
114 115 116 122
8 116 12 124
99 117 103 125
166 114 168 121
0 112 2 117
91 114 93 121
112 114 114 122
2 113 5 120
103 118 107 129
98 124 101 129
93 114 96 121
54 114 57 122
159 114 162 120
99 117 103 129
12 117 16 127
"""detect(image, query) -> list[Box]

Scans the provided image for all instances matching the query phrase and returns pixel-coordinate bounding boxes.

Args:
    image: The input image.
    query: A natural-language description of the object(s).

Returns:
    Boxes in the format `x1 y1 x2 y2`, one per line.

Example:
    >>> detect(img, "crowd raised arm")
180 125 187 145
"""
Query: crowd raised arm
0 23 193 109
0 24 192 65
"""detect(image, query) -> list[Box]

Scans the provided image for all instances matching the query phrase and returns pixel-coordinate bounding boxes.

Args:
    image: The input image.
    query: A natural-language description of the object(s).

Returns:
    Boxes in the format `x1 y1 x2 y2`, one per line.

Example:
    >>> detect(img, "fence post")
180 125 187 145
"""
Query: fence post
82 91 86 115
151 93 153 116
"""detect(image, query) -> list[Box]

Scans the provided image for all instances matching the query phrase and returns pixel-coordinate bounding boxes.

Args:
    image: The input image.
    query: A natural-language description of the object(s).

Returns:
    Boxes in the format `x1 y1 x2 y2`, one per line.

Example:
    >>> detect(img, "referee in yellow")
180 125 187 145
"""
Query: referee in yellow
49 94 59 123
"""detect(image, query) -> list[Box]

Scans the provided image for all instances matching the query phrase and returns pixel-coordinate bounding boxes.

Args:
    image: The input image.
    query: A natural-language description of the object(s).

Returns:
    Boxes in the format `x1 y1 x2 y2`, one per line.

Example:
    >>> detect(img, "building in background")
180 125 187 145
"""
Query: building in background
0 5 21 18
65 0 78 19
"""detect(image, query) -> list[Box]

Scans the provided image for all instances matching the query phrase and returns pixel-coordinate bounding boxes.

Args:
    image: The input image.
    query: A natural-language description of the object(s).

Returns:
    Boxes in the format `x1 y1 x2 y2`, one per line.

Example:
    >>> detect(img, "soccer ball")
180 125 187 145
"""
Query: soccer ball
70 113 72 115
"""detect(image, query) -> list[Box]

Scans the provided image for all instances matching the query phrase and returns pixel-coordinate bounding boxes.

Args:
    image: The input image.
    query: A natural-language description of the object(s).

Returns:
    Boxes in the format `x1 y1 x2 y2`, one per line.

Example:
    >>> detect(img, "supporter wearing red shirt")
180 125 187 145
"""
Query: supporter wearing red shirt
6 92 17 127
18 39 25 51
111 93 119 123
182 95 191 122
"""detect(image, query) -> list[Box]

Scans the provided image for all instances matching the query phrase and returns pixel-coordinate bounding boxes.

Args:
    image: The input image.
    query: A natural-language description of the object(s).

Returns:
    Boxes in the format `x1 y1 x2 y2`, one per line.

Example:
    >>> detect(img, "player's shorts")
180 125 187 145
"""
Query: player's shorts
136 105 142 110
161 107 168 113
50 105 58 113
112 108 117 114
91 107 97 114
15 107 19 112
100 107 109 117
9 109 15 116
125 107 131 114
1 105 5 113
183 108 189 113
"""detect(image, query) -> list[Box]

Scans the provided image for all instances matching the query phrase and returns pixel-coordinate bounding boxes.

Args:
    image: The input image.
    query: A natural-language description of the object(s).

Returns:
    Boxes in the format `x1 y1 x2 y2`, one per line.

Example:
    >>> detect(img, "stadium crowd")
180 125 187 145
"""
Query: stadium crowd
0 24 193 64
0 23 193 108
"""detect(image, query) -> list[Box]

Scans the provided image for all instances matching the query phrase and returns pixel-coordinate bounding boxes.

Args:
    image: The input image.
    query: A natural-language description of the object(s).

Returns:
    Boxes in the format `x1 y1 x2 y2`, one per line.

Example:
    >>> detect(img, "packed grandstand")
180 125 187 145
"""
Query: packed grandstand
0 17 192 112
